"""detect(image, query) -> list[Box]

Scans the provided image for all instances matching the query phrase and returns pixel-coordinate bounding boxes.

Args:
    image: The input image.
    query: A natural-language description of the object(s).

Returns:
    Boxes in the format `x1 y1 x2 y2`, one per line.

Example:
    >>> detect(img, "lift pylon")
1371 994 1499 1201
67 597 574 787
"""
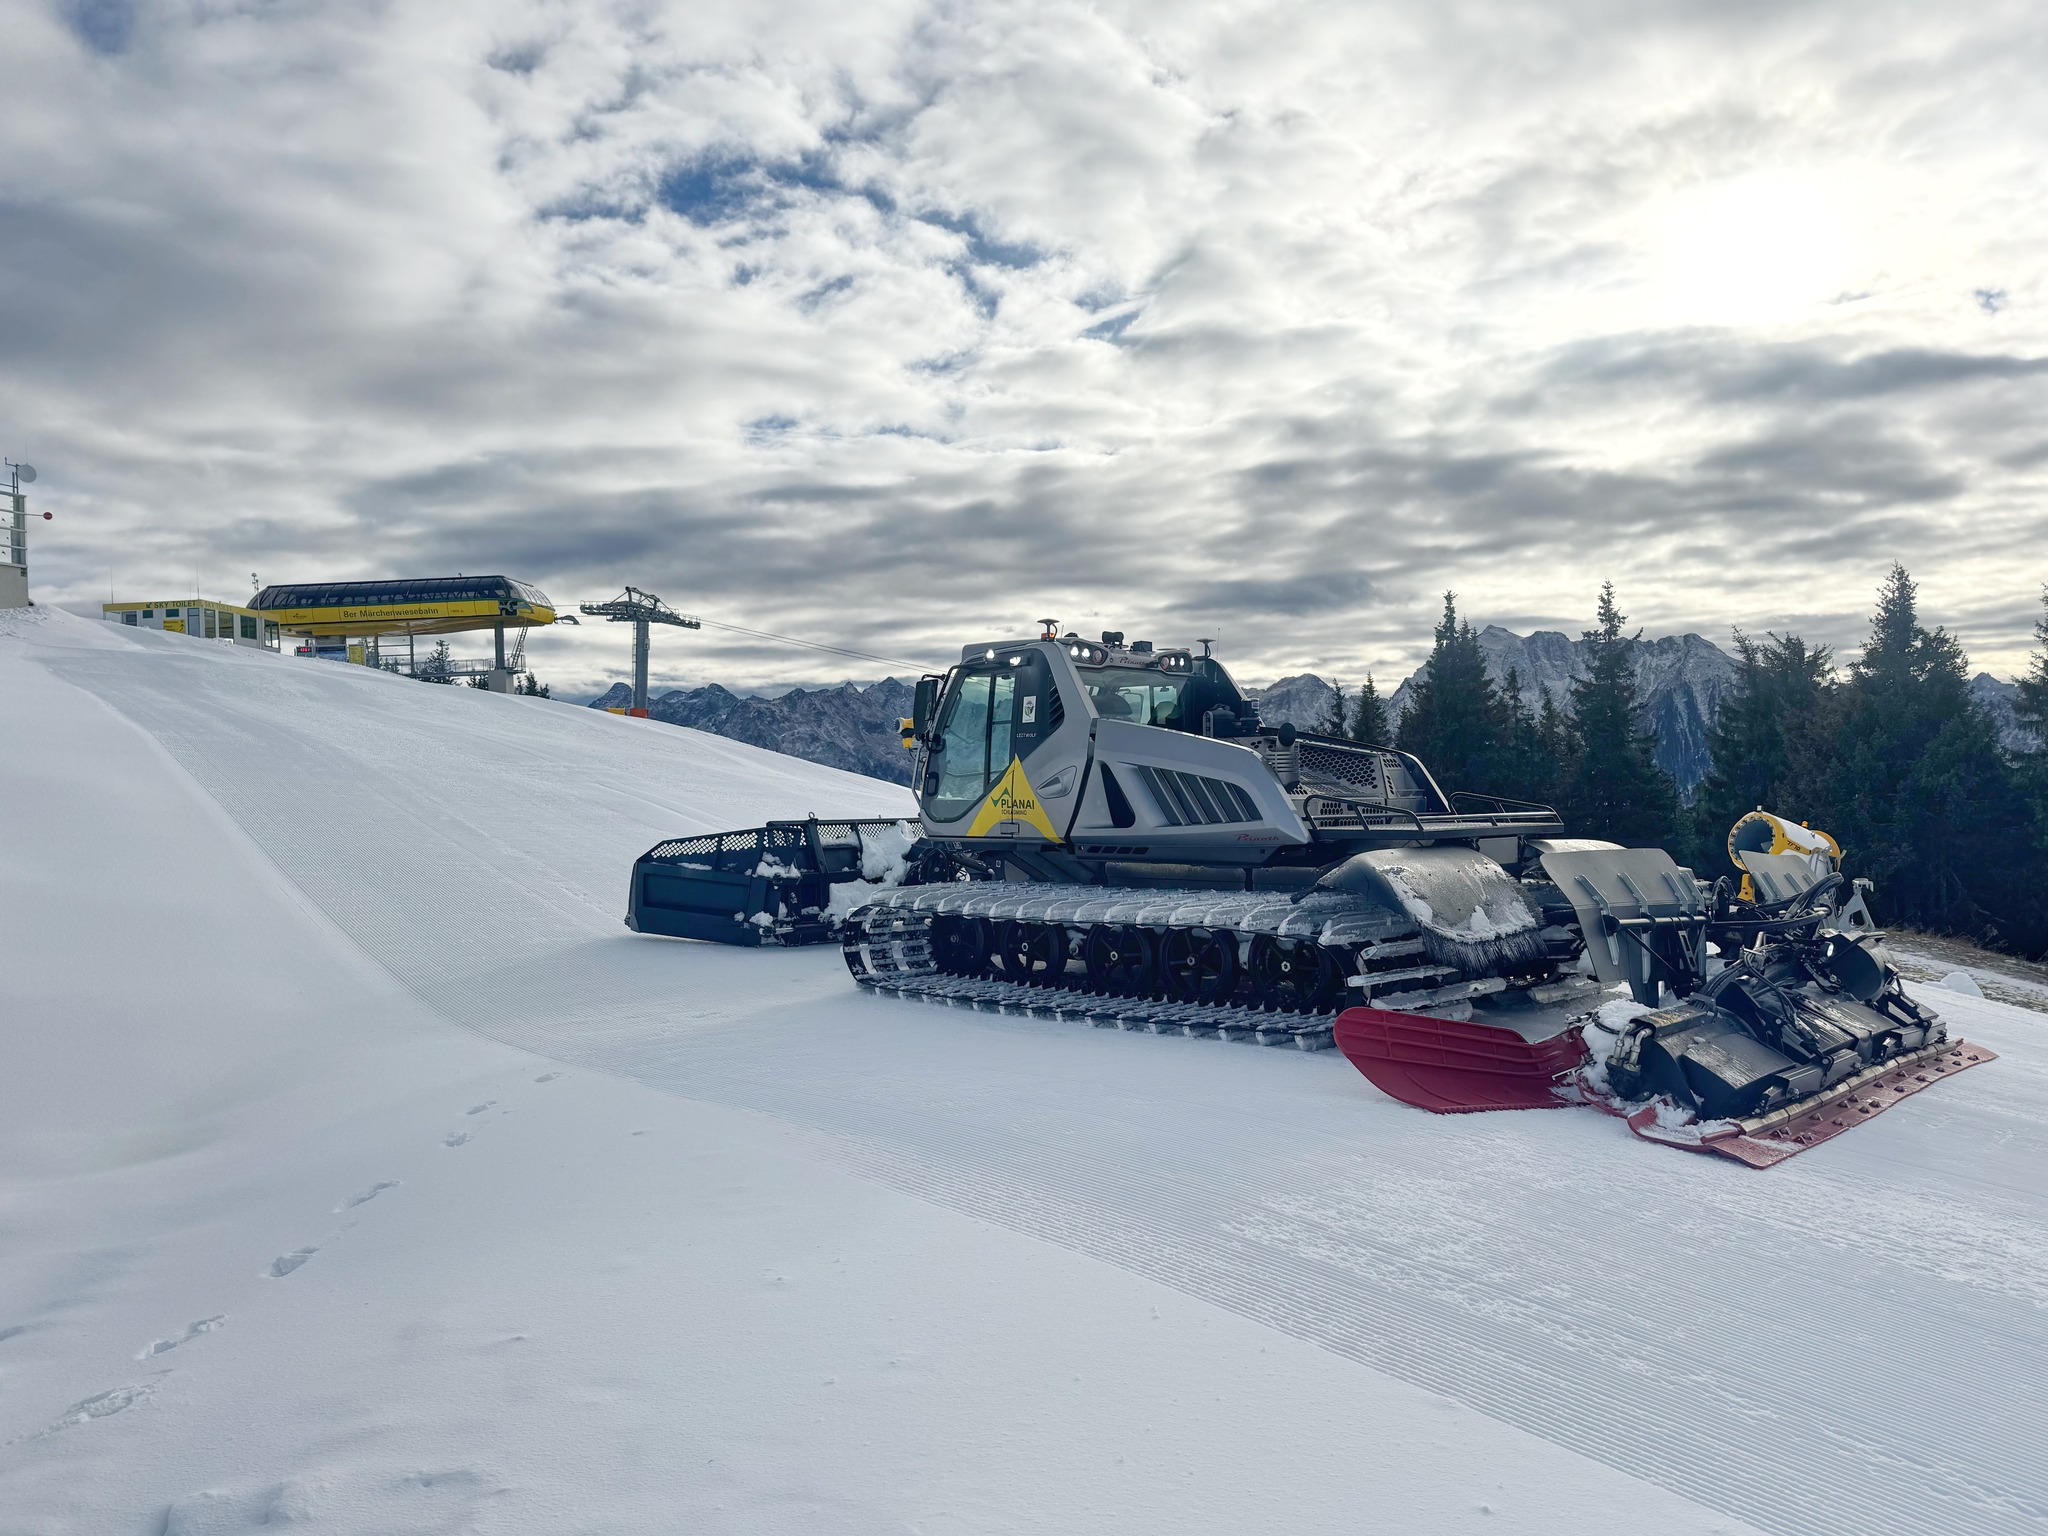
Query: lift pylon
579 587 702 712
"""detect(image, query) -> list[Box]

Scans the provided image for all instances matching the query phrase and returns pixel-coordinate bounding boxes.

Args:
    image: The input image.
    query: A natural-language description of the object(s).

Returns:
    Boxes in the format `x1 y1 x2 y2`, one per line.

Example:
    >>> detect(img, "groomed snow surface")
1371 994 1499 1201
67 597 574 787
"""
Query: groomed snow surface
3 609 2045 1536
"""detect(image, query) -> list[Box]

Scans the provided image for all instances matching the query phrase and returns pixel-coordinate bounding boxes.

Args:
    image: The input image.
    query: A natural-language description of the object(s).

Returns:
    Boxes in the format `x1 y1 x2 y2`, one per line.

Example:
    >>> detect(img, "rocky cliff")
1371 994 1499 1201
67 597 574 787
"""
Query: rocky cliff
1972 672 2036 752
1247 674 1344 733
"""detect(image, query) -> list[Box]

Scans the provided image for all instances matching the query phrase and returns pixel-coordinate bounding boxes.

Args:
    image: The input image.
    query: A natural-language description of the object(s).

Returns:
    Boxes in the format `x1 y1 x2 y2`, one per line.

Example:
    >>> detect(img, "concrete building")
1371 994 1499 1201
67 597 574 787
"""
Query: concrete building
1 465 35 610
104 597 279 649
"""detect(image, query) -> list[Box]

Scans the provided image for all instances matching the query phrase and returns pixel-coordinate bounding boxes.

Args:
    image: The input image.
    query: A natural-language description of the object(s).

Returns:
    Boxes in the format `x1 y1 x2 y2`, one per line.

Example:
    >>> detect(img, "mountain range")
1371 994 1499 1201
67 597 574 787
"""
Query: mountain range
590 678 919 783
590 633 2035 794
1249 626 1740 792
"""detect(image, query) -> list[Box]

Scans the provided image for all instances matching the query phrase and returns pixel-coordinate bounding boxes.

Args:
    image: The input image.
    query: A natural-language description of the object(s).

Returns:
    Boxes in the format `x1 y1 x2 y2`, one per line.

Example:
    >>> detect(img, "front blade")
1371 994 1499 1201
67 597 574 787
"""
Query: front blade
1333 1006 1588 1113
1624 1039 1999 1168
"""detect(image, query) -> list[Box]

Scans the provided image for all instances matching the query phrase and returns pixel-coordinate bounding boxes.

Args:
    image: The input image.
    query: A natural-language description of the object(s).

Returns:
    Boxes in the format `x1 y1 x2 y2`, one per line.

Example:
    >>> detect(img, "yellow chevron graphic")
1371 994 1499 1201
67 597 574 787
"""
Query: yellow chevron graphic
966 756 1061 841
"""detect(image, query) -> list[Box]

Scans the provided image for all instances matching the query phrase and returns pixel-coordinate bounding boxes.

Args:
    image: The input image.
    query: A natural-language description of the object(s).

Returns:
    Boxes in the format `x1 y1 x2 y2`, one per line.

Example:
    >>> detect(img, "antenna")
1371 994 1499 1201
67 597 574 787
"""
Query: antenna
1195 637 1214 658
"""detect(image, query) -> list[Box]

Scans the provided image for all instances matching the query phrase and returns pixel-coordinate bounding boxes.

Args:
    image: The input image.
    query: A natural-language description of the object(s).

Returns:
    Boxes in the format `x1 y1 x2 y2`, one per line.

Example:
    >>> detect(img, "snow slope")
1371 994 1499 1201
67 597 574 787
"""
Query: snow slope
3 608 2044 1535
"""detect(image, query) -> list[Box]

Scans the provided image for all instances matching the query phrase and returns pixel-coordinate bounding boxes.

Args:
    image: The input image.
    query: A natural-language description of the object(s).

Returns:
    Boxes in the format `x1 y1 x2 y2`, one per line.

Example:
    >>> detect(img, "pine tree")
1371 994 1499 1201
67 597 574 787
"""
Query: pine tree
1829 564 2028 944
2017 586 2048 742
1320 682 1350 737
1689 630 1836 873
1349 673 1390 745
1489 666 1562 807
417 638 455 684
1537 689 1578 796
467 673 490 689
1396 593 1509 794
517 672 552 698
1558 583 1680 846
2015 591 2048 952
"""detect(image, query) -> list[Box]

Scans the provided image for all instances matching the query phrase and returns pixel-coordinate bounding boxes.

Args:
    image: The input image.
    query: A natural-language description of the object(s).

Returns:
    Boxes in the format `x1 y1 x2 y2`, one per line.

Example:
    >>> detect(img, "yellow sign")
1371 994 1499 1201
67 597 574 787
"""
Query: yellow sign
966 757 1062 841
162 619 186 633
262 598 532 636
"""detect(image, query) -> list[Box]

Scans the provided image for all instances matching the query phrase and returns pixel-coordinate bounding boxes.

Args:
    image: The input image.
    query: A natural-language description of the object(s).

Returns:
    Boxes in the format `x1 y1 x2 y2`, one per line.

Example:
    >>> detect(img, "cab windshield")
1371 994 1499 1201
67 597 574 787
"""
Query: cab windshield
1085 666 1184 729
926 653 1057 821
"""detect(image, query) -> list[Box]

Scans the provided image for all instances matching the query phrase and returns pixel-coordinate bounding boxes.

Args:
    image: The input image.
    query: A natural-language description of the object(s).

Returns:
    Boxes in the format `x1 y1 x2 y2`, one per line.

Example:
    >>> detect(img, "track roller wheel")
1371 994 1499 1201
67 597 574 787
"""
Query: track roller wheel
1083 924 1155 996
993 920 1065 984
1163 926 1240 1004
1250 935 1330 1013
932 914 991 975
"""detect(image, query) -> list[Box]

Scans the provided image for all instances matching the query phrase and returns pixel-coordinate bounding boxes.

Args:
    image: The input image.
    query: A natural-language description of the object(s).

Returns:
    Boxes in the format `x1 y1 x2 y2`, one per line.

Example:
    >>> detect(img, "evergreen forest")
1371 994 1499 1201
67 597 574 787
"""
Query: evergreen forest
1330 569 2048 959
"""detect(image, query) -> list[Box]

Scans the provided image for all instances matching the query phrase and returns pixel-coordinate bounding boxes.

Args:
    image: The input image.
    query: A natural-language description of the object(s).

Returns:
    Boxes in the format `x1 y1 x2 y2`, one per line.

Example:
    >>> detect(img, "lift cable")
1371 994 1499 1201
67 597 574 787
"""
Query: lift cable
691 617 933 673
563 612 931 672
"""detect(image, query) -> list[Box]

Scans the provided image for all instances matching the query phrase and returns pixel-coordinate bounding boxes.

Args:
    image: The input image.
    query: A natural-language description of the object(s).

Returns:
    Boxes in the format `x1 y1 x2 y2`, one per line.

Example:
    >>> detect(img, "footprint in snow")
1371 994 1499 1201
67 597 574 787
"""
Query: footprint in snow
534 1073 560 1083
444 1130 471 1148
32 1377 165 1438
338 1180 399 1212
137 1316 226 1359
268 1248 317 1278
466 1102 495 1115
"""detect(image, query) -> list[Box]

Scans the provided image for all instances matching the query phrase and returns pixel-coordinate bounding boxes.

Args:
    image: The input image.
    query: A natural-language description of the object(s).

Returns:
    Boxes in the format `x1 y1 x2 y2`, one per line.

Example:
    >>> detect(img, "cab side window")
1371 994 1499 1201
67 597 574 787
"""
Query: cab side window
932 674 993 820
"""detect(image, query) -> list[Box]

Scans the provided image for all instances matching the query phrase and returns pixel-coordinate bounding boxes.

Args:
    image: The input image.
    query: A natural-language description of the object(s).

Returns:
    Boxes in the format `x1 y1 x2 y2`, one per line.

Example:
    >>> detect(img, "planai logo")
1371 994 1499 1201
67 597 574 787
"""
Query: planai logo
966 757 1062 841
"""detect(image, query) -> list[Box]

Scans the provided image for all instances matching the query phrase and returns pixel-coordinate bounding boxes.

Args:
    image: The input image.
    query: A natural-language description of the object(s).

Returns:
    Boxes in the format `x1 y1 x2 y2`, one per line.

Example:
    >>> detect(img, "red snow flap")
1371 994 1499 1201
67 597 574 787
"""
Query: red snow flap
1333 1006 1589 1113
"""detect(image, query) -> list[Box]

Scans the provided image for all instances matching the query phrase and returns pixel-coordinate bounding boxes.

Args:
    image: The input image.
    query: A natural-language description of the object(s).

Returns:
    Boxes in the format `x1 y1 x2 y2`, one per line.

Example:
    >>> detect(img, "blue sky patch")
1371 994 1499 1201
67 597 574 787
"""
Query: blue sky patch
65 0 135 55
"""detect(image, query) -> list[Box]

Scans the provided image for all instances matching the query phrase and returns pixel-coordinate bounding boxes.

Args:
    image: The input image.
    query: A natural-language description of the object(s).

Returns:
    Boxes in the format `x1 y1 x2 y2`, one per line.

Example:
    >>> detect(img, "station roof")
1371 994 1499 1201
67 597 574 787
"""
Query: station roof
250 576 556 637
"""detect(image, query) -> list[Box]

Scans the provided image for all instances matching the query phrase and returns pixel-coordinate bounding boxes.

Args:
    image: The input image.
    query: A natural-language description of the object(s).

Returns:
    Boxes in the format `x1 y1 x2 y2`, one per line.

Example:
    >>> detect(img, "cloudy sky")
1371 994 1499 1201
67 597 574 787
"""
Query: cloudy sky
8 0 2045 697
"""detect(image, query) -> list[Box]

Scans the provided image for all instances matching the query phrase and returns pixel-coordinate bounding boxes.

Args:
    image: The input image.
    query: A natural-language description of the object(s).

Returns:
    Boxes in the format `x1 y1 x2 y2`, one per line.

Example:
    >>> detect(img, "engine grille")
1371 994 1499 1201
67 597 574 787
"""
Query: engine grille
1296 741 1387 796
1134 765 1261 826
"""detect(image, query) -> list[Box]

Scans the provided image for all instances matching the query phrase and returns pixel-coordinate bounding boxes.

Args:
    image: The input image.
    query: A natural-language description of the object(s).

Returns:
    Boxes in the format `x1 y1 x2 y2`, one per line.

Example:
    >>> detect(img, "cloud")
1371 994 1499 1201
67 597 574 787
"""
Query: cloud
5 0 2047 699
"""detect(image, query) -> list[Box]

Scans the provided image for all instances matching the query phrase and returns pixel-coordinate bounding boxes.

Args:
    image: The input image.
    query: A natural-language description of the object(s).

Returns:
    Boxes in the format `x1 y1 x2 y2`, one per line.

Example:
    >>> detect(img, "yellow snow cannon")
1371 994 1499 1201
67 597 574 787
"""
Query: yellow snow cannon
1727 810 1841 905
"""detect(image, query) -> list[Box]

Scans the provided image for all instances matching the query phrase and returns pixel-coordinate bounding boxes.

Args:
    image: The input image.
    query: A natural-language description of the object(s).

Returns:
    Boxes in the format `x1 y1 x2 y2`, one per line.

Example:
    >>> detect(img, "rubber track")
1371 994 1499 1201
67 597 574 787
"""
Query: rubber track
854 971 1338 1050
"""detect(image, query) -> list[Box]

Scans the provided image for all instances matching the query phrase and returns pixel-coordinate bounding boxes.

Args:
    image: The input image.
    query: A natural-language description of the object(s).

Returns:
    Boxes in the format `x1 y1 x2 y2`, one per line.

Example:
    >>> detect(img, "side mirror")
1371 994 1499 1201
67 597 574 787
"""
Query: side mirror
912 675 941 736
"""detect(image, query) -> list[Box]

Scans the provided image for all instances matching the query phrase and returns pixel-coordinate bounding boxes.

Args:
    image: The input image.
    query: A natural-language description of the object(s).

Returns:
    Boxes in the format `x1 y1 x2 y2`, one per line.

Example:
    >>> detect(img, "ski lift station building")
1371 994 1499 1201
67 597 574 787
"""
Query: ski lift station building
250 575 556 684
249 576 555 640
102 576 556 684
103 597 277 648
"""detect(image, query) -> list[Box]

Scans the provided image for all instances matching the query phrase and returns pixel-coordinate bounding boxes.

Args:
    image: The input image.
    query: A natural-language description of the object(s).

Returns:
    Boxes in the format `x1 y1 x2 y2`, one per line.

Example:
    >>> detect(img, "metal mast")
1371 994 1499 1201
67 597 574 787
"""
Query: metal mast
578 587 702 711
2 460 40 612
